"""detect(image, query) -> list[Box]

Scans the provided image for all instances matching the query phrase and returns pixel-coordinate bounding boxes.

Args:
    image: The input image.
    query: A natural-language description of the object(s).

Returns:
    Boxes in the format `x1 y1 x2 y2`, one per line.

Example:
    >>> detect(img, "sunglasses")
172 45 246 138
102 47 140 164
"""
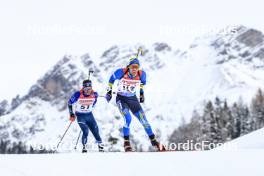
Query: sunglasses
129 65 139 69
83 87 92 91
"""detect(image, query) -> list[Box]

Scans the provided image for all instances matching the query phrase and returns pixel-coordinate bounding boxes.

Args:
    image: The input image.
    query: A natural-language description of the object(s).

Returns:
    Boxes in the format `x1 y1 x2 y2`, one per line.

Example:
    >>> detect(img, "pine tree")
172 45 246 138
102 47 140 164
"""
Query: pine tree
201 101 222 145
231 97 252 137
169 111 202 151
230 102 241 139
221 100 232 141
169 89 264 151
240 106 252 135
213 97 225 143
251 88 264 130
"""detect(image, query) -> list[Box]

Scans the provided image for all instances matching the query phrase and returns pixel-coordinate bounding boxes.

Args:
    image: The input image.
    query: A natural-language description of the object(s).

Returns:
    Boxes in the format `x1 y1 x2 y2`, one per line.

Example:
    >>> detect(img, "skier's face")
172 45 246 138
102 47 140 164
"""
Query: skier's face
129 64 139 76
83 86 92 95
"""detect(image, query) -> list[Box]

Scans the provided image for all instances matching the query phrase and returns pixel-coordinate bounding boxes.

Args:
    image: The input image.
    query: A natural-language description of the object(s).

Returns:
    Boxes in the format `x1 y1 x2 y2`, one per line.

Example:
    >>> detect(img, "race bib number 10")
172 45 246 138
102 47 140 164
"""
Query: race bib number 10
118 79 140 93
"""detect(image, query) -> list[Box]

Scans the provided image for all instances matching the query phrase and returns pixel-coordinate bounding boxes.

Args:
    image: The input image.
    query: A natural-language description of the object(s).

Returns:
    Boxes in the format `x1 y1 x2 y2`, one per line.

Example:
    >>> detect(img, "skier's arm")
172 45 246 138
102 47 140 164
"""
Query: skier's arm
106 69 125 102
108 68 125 89
140 71 146 103
92 92 99 107
140 71 147 94
68 91 80 115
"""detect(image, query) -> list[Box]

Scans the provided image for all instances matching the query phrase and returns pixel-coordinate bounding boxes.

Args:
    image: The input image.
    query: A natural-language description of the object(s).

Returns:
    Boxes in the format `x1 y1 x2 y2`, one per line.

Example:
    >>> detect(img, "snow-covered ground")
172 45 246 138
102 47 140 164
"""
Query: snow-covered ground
1 151 263 176
1 128 264 176
217 127 264 150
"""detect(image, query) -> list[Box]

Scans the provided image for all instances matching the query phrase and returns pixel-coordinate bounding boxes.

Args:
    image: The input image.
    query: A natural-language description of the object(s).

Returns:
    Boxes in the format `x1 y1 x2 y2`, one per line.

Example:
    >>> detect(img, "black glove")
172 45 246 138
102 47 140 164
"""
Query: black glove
140 92 144 103
69 113 76 122
68 105 75 120
106 89 112 102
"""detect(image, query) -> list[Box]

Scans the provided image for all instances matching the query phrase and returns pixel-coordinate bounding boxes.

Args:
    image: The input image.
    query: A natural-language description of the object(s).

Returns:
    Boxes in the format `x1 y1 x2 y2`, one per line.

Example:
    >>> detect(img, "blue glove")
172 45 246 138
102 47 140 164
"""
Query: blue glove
105 89 112 102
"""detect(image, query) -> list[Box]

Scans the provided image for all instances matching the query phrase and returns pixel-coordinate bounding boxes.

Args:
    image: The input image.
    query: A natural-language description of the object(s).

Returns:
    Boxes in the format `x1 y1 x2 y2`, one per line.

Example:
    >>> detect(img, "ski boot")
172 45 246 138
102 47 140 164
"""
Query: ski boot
149 135 166 151
98 144 104 152
82 145 88 153
124 136 133 152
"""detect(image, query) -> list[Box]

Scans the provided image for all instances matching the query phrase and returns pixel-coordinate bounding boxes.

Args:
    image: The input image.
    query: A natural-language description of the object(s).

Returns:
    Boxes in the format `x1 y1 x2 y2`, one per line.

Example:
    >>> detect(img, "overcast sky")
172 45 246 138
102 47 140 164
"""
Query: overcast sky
0 0 264 101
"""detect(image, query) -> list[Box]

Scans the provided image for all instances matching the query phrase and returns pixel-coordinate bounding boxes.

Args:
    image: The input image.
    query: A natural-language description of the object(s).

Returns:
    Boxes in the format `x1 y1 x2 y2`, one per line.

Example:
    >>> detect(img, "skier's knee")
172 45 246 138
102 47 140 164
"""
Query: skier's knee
142 121 151 129
125 117 132 127
134 111 152 130
79 123 88 136
122 108 130 116
117 101 128 115
83 129 88 137
134 110 145 118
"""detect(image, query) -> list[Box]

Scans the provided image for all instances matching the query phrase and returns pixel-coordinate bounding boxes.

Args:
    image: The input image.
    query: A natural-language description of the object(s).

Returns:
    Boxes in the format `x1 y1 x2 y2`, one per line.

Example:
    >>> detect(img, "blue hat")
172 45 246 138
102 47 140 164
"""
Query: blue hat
129 58 140 66
83 79 92 87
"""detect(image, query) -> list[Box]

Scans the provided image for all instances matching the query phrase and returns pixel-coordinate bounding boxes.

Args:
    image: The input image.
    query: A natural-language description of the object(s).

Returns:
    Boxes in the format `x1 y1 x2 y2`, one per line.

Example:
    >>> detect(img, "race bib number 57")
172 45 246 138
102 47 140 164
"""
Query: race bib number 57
76 98 94 112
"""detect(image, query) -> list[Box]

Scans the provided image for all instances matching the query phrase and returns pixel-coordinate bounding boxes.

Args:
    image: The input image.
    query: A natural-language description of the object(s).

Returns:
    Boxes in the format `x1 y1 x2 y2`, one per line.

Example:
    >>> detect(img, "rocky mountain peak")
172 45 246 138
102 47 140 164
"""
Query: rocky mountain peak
204 26 264 65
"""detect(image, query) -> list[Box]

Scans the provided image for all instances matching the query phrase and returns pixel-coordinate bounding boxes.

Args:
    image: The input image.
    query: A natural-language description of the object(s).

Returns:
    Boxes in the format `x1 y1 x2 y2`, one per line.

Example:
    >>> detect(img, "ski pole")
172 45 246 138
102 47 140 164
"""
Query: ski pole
88 69 94 80
57 121 73 149
74 130 82 150
136 47 143 58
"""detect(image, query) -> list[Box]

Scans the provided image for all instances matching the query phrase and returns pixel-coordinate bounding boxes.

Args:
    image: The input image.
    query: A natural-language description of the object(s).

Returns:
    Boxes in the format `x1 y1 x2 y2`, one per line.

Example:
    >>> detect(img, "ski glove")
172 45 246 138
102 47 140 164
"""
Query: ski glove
106 89 112 102
140 92 144 103
69 113 76 122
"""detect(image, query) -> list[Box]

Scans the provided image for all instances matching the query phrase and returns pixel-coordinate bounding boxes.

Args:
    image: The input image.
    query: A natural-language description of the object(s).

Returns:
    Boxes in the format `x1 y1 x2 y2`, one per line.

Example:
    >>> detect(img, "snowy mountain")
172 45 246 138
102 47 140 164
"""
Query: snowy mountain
1 25 264 152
